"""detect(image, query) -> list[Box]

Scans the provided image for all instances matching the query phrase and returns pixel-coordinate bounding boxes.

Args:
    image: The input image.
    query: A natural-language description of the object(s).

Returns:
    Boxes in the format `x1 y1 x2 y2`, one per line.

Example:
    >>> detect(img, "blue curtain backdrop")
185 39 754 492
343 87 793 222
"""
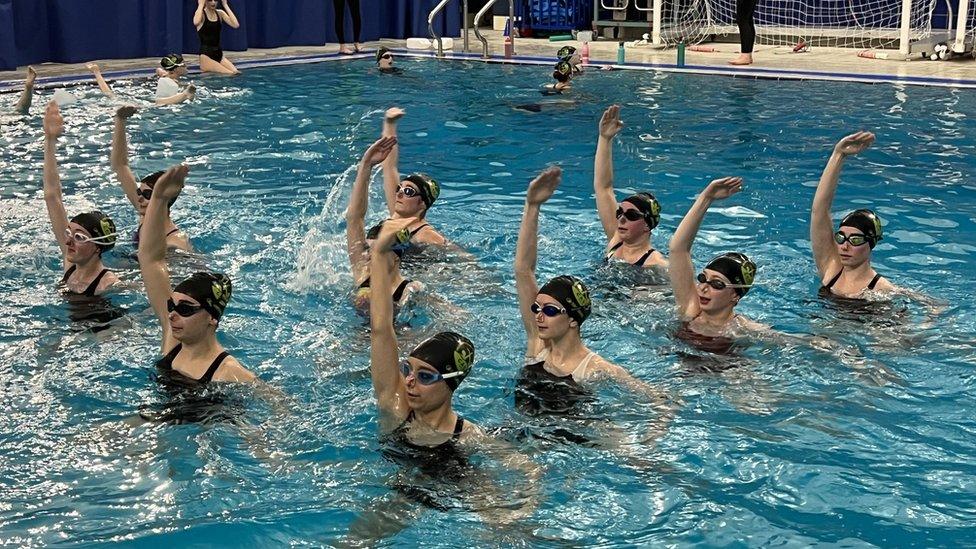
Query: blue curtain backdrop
0 0 461 70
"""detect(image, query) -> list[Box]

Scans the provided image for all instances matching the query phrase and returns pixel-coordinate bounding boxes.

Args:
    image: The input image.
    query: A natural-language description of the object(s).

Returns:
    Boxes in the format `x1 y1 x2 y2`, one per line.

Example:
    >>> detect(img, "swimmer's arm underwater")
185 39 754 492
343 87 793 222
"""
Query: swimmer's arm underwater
463 427 544 525
42 101 72 265
381 108 404 216
14 66 36 115
112 106 143 210
155 83 195 106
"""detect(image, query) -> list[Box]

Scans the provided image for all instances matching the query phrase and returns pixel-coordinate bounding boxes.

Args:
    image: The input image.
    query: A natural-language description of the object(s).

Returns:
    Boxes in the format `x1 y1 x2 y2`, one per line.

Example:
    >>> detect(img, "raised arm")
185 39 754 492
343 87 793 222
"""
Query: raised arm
369 218 416 415
346 136 397 283
381 108 404 215
810 131 875 279
193 0 206 27
594 105 624 240
87 64 115 98
217 0 240 28
138 164 188 353
515 166 562 355
42 101 70 265
14 66 36 115
668 177 742 320
111 106 141 211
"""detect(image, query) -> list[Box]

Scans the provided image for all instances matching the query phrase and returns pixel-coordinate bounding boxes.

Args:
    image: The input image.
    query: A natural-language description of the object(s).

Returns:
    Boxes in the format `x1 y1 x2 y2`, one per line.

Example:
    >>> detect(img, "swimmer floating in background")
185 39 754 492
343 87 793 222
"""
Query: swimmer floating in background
138 164 255 383
42 101 120 297
111 106 192 252
594 105 668 269
375 47 403 75
194 0 241 76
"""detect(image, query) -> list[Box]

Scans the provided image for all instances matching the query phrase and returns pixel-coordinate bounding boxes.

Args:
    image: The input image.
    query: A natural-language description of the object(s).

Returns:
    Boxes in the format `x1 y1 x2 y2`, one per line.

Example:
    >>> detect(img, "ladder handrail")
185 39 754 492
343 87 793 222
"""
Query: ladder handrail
600 0 629 10
428 0 454 58
473 0 514 59
634 0 652 11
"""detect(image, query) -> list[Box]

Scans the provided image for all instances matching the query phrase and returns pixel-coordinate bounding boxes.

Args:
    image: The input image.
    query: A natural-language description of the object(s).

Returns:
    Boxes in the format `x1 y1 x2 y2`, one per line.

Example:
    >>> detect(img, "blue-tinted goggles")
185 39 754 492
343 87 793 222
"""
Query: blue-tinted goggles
399 360 460 386
530 302 566 317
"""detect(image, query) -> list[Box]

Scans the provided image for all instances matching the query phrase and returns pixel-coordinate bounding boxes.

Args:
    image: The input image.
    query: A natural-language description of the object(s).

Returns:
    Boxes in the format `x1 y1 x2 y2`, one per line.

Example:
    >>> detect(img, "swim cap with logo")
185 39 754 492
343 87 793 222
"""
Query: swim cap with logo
839 209 883 249
409 331 475 391
402 173 440 209
538 275 592 325
70 211 117 252
365 220 411 257
375 47 391 64
173 272 232 320
704 252 756 297
621 192 662 230
160 54 185 71
557 45 577 59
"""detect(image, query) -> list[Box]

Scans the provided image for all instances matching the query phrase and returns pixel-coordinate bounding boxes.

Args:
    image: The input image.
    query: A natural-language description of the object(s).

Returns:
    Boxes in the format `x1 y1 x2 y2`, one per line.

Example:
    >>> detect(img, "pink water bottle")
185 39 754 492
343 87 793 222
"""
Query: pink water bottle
581 41 590 65
504 19 514 58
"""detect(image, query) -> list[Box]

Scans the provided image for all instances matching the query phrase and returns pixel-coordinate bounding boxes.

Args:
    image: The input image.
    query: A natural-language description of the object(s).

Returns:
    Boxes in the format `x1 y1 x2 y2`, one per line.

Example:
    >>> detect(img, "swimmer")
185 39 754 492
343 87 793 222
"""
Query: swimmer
556 45 583 73
594 105 667 269
154 54 196 106
515 166 670 403
194 0 241 76
543 59 573 94
375 47 403 75
138 164 254 383
111 106 192 251
811 132 897 298
669 177 766 339
42 101 120 296
13 66 37 115
347 135 423 311
87 63 116 98
380 108 449 246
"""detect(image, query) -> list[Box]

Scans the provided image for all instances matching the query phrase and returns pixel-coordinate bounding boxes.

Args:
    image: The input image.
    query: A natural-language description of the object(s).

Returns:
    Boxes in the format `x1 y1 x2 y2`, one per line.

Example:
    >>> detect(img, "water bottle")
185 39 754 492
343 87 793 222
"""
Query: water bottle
616 42 625 64
504 18 514 58
581 41 590 65
677 41 686 67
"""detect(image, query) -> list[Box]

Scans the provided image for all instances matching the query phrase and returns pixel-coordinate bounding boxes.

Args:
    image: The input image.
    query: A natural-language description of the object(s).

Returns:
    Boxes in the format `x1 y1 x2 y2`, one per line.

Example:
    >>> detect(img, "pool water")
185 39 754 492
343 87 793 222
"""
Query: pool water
1 57 975 545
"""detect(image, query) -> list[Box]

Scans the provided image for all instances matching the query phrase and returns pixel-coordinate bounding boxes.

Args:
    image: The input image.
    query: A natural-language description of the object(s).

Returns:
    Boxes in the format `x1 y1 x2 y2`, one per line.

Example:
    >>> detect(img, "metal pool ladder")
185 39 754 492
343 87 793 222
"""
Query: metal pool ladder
429 0 475 58
474 0 515 59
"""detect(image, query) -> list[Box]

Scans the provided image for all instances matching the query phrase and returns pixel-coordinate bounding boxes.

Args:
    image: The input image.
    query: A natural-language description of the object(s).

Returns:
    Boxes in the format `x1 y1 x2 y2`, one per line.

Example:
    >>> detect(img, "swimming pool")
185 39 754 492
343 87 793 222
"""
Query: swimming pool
2 56 975 545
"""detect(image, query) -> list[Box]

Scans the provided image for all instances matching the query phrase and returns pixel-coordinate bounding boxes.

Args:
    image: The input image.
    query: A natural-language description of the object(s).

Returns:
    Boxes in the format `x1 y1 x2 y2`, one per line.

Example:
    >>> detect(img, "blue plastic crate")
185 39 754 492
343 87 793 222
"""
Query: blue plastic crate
519 0 593 32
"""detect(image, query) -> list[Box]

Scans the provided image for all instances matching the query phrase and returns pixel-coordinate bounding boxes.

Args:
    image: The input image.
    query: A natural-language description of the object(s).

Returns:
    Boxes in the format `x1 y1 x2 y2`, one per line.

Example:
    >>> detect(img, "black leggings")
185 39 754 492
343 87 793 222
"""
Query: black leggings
333 0 362 44
736 0 758 54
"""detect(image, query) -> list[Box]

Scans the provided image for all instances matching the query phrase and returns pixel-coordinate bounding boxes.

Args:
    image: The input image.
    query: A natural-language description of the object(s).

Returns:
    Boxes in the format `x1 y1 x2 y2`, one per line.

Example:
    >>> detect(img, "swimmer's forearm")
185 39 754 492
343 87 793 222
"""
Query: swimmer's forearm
670 193 711 254
514 203 540 276
139 197 169 262
155 92 190 106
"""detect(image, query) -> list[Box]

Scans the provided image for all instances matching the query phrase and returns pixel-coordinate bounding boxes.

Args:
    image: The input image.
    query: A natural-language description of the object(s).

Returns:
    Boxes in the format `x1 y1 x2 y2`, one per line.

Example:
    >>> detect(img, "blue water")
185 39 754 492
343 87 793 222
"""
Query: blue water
1 57 975 546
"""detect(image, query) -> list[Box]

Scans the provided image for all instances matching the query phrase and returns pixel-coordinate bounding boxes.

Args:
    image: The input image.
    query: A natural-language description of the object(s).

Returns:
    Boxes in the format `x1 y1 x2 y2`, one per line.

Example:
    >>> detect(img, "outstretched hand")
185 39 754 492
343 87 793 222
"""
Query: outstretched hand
361 136 397 167
374 217 415 252
86 63 101 74
702 176 743 201
186 83 197 100
598 105 623 140
43 101 64 140
384 107 405 122
153 164 189 202
525 166 562 206
115 105 137 120
834 131 875 157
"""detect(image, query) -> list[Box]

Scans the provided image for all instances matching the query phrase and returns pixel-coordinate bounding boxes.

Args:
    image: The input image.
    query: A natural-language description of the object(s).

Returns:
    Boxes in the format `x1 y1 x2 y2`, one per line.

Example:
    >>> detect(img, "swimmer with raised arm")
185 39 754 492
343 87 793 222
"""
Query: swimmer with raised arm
138 164 254 383
42 101 120 296
87 63 116 98
669 177 766 341
154 54 196 106
594 105 667 269
194 0 241 75
111 106 192 251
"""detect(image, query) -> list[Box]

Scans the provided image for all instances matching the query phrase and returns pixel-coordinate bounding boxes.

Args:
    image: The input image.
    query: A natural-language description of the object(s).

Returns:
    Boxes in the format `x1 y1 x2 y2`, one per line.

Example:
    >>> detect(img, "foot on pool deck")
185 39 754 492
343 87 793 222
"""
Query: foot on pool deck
729 53 753 65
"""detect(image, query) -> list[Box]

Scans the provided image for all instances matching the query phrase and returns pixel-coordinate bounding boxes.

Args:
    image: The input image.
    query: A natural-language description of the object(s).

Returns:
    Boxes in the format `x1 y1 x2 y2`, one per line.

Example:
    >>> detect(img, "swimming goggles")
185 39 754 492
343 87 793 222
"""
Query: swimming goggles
137 187 154 200
396 184 420 198
696 273 750 291
833 231 871 247
531 302 567 317
64 228 117 245
167 298 204 317
380 53 393 60
615 206 644 222
398 360 461 386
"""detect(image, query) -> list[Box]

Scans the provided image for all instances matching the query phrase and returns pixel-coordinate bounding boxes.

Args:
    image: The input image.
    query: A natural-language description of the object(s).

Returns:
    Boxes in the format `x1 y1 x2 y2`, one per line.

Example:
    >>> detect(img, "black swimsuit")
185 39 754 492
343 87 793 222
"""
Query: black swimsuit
604 242 655 267
140 344 238 424
819 268 883 298
357 278 412 303
198 14 224 62
155 344 229 385
133 225 179 248
60 265 124 332
61 265 108 297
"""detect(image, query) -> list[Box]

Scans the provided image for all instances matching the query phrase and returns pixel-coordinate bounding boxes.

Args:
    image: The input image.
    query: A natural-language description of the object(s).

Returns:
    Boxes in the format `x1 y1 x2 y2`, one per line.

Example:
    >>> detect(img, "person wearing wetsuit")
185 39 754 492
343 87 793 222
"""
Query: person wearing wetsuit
111 106 192 252
515 167 669 417
380 108 449 246
194 0 241 75
333 0 363 55
811 132 896 299
669 176 767 347
594 105 668 269
347 135 423 314
139 164 255 384
42 101 120 297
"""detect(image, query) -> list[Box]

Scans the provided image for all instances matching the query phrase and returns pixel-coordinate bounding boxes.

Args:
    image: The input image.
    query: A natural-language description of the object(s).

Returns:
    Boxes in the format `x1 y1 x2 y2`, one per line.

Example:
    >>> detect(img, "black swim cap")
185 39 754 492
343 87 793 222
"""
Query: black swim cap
621 192 662 230
538 275 592 325
376 47 391 64
365 219 410 257
141 170 178 208
704 252 757 297
173 272 232 320
160 54 185 71
70 211 117 252
839 209 883 249
553 60 572 80
557 45 577 59
409 331 475 391
403 173 440 209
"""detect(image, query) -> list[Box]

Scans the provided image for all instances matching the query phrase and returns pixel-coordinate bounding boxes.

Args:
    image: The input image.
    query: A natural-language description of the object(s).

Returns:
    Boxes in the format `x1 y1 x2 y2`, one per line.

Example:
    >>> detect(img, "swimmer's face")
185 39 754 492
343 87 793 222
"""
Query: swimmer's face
172 65 188 77
137 184 152 214
378 53 394 69
533 293 575 339
206 0 217 8
168 292 215 341
616 202 650 242
696 269 740 312
394 181 425 217
400 357 452 411
835 226 872 267
64 222 99 261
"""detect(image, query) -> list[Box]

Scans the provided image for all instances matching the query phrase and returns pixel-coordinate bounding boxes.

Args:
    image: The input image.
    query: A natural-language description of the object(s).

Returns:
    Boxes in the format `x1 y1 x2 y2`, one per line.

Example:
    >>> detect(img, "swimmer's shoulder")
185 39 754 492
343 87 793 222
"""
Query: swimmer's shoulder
95 271 121 295
411 225 447 245
213 355 257 383
457 418 485 443
645 250 668 269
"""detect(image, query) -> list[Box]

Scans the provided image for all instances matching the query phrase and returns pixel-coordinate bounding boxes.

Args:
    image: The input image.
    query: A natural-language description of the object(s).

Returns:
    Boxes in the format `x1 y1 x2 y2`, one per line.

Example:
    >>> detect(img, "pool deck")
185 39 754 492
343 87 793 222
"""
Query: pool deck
1 29 974 91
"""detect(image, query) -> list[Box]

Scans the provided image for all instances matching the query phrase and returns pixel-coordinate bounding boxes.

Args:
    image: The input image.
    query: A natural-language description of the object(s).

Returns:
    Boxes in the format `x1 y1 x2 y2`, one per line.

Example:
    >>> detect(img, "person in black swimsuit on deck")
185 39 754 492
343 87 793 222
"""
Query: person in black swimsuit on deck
594 105 668 270
347 135 423 315
138 164 255 384
514 167 670 423
194 0 241 75
810 132 897 299
42 101 120 298
111 106 192 252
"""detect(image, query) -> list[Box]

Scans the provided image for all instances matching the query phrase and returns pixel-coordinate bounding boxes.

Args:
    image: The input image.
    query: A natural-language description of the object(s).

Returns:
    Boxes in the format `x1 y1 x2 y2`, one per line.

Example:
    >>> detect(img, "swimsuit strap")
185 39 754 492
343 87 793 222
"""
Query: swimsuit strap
868 273 882 290
61 264 77 285
358 277 371 289
198 351 230 384
524 347 550 366
571 352 598 380
392 279 411 303
604 241 623 262
409 223 430 237
451 415 465 441
158 344 184 370
634 248 655 267
823 268 844 290
82 269 109 297
165 228 180 237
